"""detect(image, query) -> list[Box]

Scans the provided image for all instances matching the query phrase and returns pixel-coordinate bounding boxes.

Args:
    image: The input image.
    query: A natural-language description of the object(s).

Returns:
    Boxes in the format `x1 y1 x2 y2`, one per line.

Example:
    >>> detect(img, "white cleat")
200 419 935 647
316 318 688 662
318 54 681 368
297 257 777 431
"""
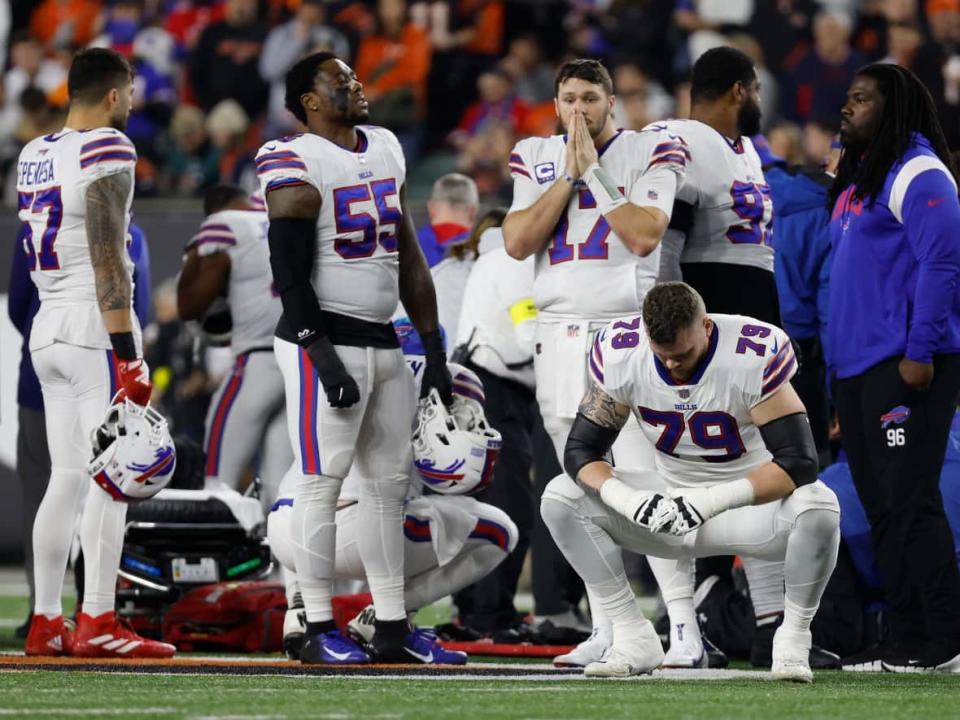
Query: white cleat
662 639 707 668
771 627 814 683
583 621 664 678
554 625 613 667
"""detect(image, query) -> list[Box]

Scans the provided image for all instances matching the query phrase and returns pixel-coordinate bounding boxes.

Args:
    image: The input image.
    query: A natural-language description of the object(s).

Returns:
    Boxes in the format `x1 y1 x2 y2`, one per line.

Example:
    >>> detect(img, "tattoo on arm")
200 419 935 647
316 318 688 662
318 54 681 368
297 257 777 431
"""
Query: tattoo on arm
86 173 133 313
578 382 631 430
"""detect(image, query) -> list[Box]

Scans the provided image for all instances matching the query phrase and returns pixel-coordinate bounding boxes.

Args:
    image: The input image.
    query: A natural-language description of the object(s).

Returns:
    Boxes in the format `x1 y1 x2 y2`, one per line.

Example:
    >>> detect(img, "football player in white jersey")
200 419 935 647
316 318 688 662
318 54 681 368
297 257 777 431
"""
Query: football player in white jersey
258 52 451 664
657 46 778 325
177 185 292 511
19 48 174 658
541 282 840 681
501 59 702 666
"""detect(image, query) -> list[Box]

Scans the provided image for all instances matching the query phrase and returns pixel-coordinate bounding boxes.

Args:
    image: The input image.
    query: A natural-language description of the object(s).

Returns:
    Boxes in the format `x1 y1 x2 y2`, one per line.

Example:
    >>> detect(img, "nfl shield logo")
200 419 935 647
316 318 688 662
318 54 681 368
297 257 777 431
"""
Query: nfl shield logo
567 325 580 338
678 389 690 399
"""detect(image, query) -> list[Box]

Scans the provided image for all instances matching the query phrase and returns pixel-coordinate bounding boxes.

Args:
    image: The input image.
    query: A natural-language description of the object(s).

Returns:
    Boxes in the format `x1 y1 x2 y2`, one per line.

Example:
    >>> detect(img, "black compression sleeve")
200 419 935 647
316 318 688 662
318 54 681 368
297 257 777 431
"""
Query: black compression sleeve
563 412 620 480
668 199 694 234
268 217 325 346
759 412 819 487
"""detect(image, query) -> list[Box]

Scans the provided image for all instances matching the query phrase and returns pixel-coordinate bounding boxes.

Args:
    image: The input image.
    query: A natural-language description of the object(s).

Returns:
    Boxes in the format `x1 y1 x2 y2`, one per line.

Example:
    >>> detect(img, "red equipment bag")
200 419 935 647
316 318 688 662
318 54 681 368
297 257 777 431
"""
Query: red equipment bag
162 581 287 652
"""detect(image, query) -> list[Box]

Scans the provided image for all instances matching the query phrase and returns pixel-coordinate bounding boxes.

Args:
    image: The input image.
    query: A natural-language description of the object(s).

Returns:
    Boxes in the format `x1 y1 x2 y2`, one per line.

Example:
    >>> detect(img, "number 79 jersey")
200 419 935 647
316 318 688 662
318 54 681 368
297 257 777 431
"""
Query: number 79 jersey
589 313 797 487
256 126 406 324
16 127 137 351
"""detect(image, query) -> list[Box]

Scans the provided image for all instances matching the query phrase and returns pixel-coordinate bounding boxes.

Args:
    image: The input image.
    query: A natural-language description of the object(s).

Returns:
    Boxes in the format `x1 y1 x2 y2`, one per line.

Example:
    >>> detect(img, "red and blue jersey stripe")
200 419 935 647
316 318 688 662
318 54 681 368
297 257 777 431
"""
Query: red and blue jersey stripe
469 518 511 552
588 331 605 385
297 348 322 475
256 150 307 176
204 353 248 477
509 152 531 179
403 515 432 543
80 134 136 169
761 339 797 399
186 222 238 252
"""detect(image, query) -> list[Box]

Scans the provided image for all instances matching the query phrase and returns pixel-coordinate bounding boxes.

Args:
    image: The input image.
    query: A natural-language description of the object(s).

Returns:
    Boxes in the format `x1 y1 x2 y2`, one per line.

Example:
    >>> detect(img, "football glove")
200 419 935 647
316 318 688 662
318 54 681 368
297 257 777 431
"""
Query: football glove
306 336 360 409
663 479 755 536
420 329 453 405
599 477 678 533
116 358 153 407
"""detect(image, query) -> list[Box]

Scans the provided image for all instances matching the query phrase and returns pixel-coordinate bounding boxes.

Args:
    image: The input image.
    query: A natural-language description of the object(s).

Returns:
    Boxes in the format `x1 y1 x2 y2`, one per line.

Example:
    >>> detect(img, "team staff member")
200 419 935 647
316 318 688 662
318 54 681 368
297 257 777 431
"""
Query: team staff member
829 62 960 673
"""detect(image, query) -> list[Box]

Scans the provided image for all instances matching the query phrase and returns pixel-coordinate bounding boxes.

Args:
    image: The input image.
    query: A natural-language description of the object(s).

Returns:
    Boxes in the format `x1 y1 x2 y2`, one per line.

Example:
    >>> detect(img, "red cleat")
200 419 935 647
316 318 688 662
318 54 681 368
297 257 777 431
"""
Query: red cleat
24 614 73 656
72 612 176 659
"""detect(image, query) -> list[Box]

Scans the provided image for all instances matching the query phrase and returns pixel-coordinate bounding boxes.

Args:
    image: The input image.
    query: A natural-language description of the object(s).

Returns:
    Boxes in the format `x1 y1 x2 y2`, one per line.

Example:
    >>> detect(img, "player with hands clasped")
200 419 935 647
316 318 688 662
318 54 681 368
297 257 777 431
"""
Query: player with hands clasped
20 48 175 659
258 52 450 665
541 282 841 682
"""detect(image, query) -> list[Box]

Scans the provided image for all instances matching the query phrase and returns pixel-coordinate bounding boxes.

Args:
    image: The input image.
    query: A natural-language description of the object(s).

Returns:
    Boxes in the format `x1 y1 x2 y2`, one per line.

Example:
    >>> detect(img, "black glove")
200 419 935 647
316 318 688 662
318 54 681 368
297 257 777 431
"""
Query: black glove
419 329 453 404
305 336 360 408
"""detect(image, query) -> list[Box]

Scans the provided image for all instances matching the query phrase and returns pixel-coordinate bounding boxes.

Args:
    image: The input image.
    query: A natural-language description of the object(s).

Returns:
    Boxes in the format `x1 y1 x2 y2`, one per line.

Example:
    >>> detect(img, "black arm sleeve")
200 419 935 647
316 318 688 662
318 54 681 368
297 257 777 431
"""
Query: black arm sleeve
668 199 694 234
564 412 621 480
759 412 819 487
268 217 325 346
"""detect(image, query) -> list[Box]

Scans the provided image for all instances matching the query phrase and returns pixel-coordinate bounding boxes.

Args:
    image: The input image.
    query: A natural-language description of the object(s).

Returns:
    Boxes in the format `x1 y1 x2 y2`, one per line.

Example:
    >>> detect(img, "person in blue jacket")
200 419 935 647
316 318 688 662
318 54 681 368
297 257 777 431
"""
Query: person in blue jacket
828 62 960 672
753 135 834 467
8 221 151 637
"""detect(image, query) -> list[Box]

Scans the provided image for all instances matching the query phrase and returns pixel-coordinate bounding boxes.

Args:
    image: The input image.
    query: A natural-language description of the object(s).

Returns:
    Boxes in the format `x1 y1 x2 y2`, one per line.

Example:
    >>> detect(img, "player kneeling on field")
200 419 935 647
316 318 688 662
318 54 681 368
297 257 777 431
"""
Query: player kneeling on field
268 351 514 664
541 282 840 682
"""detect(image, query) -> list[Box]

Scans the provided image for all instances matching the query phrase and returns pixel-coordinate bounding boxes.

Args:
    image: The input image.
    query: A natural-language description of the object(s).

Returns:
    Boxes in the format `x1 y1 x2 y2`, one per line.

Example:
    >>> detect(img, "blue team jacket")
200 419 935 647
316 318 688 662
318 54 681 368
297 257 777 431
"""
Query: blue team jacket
828 133 960 378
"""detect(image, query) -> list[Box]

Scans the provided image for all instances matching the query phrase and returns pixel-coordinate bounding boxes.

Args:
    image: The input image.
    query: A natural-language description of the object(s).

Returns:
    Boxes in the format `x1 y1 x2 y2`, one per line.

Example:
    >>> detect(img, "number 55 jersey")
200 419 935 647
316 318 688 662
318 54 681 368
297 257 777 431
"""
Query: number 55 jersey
17 127 138 352
590 314 796 488
255 126 405 327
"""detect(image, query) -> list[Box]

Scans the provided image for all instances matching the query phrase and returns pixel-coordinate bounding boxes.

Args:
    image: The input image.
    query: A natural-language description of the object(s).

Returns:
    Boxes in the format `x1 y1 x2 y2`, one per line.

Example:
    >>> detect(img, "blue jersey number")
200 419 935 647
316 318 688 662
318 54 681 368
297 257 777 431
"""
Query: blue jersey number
548 188 622 264
19 187 63 271
333 179 401 259
727 181 772 246
637 407 746 462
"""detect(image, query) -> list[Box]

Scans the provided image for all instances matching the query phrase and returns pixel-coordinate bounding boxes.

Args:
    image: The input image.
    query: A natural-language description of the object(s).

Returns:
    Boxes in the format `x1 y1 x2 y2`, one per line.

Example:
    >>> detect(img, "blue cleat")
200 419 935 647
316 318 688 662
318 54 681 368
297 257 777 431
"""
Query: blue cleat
403 628 468 665
299 630 370 665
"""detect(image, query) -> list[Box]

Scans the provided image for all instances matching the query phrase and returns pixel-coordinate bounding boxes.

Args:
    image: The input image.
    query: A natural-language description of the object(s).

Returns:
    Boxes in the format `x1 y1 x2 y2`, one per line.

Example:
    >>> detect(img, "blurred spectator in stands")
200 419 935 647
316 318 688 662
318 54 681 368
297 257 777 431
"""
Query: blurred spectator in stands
449 67 527 150
500 34 554 105
189 0 269 120
783 10 865 123
600 0 675 87
356 0 432 160
673 79 692 119
881 18 924 67
206 99 258 192
97 0 145 56
802 116 839 167
675 0 754 64
260 0 350 135
14 87 61 145
0 32 67 137
915 0 960 146
749 0 815 76
29 0 103 50
125 51 177 167
165 0 224 56
0 1 9 73
456 118 514 200
164 105 221 195
612 60 673 131
133 17 177 80
417 172 479 267
766 119 805 165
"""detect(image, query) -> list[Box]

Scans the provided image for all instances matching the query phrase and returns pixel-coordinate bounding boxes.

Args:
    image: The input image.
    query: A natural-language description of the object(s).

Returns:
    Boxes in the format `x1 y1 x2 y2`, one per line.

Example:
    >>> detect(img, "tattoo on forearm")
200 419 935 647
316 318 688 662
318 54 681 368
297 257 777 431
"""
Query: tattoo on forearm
578 382 630 429
86 173 133 313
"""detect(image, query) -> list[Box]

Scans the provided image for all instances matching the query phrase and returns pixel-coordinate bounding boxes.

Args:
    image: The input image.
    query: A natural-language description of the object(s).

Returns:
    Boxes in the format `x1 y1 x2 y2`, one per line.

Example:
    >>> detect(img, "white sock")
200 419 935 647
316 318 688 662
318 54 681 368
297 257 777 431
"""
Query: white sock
742 557 786 621
292 474 341 623
357 474 409 621
32 468 87 618
648 555 699 648
79 485 128 617
586 587 612 631
783 508 840 634
282 568 301 607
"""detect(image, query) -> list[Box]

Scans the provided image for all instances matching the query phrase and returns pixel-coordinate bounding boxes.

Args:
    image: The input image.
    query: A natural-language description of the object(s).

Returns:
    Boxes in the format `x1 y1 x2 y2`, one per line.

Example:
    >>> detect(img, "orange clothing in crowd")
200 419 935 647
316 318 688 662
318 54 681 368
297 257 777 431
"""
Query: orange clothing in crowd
355 23 432 118
463 0 503 56
30 0 103 49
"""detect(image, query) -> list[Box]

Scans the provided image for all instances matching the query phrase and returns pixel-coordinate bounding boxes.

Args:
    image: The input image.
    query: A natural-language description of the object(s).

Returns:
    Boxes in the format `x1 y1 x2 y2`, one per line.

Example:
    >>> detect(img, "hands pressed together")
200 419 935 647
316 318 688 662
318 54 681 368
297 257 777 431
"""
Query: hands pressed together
564 111 599 182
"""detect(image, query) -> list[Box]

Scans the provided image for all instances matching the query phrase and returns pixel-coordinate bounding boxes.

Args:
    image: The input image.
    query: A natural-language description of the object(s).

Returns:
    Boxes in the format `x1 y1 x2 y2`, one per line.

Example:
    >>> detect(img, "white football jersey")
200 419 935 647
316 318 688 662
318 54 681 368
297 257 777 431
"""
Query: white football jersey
656 120 773 271
185 208 281 355
255 126 406 324
508 128 687 320
590 313 796 487
17 126 139 351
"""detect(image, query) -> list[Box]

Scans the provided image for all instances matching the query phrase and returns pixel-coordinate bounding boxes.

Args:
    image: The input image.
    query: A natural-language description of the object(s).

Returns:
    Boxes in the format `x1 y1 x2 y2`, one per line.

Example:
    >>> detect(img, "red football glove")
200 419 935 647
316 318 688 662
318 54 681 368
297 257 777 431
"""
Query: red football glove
117 358 153 406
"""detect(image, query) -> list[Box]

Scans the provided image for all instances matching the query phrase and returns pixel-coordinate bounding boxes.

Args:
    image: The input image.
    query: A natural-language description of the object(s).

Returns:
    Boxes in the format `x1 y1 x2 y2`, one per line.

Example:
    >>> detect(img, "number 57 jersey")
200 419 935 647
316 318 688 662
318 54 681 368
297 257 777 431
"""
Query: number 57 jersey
590 314 797 488
256 127 406 324
17 127 137 352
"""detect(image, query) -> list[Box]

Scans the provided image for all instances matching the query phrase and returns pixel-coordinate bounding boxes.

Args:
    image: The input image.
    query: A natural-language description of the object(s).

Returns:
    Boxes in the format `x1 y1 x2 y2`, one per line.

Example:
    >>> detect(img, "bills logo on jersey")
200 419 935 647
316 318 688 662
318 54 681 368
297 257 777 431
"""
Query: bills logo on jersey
880 405 911 429
535 162 556 184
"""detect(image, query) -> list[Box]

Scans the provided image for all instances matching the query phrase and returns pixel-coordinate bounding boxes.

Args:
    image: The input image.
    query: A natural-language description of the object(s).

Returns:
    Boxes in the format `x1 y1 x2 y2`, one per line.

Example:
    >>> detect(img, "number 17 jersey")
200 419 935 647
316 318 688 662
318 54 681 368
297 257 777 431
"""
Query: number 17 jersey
590 314 796 487
256 126 406 325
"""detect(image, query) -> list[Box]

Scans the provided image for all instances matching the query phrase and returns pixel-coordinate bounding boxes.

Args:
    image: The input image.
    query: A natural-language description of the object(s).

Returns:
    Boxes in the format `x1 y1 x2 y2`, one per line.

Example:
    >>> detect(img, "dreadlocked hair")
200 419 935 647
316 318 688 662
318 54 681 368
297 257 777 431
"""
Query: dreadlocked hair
828 63 957 210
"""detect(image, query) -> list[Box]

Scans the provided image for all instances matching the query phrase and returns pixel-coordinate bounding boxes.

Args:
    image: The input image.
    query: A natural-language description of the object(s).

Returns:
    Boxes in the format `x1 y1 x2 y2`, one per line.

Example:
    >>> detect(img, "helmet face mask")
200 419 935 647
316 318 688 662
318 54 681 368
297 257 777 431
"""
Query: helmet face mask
412 387 501 496
87 399 177 502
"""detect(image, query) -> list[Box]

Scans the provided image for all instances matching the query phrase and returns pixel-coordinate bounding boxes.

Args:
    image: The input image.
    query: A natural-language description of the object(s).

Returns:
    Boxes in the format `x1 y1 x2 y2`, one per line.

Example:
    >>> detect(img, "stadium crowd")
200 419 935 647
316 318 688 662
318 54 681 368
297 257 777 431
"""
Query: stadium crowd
3 0 960 203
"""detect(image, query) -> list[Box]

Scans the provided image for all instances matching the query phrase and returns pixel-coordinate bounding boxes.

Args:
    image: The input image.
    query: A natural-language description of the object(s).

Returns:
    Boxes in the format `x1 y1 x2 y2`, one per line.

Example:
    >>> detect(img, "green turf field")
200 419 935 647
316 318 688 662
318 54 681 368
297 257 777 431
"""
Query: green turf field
2 593 959 719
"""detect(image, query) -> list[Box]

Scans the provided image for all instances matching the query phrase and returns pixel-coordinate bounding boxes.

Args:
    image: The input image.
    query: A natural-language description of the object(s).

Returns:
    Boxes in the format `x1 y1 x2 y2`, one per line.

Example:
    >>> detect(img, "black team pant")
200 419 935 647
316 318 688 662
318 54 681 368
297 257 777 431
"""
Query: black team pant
834 354 960 649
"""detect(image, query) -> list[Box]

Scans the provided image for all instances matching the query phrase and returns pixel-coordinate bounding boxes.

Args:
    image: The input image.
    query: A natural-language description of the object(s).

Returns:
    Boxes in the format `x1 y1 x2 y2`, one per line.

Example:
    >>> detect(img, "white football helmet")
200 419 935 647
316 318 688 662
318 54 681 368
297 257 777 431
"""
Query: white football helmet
87 399 177 502
412 382 502 496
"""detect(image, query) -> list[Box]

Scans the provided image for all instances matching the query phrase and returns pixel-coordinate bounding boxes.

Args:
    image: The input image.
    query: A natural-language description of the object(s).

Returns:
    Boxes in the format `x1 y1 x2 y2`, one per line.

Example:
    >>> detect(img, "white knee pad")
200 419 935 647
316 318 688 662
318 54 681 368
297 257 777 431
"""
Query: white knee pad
358 473 409 504
541 474 584 533
267 504 295 573
789 481 840 522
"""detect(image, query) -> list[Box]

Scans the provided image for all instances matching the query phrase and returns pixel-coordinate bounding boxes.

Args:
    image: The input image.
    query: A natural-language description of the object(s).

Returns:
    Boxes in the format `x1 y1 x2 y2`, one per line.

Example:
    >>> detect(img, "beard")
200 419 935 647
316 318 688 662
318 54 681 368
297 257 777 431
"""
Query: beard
737 99 762 137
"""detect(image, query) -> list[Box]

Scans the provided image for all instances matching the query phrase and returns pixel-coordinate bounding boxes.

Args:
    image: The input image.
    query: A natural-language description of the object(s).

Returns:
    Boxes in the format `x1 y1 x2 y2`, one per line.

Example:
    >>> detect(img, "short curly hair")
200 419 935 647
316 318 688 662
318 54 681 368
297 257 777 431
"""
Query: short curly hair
285 51 339 125
554 58 613 97
642 282 706 346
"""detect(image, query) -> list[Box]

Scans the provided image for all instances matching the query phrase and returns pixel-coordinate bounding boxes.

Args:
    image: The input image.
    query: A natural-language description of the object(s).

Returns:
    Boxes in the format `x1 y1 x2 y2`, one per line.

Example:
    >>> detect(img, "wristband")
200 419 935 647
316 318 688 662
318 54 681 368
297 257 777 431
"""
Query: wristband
421 329 446 364
706 478 754 514
109 331 138 361
599 475 641 518
582 162 627 216
562 174 576 186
